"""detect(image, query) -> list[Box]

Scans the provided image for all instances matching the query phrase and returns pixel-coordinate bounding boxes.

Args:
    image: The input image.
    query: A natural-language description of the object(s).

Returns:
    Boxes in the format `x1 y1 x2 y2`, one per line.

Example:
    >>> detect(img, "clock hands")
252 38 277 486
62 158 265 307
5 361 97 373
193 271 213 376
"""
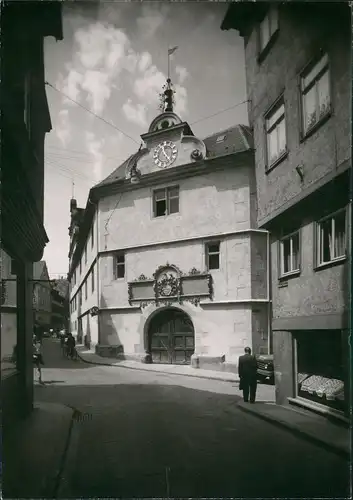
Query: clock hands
160 146 172 162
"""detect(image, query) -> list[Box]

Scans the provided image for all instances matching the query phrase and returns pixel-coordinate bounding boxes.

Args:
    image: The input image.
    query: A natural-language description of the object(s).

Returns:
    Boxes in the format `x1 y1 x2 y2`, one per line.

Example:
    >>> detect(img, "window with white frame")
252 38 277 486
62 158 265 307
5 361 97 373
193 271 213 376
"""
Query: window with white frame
265 99 286 167
280 231 300 276
317 209 346 266
301 53 330 135
115 253 125 279
153 186 179 217
259 7 279 53
206 242 220 270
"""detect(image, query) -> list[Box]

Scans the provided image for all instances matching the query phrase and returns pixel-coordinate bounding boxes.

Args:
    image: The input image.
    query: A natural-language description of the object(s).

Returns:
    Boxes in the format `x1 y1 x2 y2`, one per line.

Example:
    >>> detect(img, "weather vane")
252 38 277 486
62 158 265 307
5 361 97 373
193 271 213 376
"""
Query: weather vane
158 46 178 113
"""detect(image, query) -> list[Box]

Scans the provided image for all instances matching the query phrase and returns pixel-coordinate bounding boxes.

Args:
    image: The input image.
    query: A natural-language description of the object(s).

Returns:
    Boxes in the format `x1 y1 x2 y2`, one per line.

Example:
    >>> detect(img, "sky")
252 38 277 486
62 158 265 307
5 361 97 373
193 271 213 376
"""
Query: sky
43 1 248 278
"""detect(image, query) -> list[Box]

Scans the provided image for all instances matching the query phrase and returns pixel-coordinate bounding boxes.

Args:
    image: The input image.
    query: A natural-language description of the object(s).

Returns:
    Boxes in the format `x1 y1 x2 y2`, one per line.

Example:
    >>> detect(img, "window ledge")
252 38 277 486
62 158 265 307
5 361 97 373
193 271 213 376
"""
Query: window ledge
257 30 279 64
265 150 289 174
314 256 346 272
300 111 332 143
278 270 301 283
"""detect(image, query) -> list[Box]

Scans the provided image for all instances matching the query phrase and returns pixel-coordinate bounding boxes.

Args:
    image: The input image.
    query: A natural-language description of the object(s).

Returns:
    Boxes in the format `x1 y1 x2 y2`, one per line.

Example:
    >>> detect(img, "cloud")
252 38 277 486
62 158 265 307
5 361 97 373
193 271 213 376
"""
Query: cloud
138 52 152 73
81 70 111 114
175 65 189 85
56 109 71 146
136 4 170 39
122 99 148 128
85 131 105 182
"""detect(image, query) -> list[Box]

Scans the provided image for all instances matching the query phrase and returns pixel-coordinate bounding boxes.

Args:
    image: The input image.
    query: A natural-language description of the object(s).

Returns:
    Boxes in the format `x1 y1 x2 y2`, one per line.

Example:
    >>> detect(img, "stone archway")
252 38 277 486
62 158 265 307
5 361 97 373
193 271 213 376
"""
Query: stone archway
147 307 195 365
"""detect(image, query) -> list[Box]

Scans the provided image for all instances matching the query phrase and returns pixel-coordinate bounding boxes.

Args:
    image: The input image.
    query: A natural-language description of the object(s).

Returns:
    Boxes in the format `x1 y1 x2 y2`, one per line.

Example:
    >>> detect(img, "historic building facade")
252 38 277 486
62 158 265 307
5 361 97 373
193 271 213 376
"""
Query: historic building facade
222 2 351 418
1 1 63 424
68 80 270 373
33 261 52 331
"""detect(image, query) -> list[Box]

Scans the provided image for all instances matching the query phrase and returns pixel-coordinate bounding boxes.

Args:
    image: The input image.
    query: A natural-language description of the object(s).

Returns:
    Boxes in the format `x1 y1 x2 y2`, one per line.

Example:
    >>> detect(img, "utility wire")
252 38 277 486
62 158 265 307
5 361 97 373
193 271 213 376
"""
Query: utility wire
46 158 95 182
46 145 128 163
45 81 140 145
190 99 250 125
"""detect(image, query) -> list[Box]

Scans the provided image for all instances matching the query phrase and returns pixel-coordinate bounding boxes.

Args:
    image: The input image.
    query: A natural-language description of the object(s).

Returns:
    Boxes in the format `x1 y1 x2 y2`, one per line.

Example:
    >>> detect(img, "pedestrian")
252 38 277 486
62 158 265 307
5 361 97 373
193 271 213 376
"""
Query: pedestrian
33 335 45 384
66 332 77 360
238 347 258 403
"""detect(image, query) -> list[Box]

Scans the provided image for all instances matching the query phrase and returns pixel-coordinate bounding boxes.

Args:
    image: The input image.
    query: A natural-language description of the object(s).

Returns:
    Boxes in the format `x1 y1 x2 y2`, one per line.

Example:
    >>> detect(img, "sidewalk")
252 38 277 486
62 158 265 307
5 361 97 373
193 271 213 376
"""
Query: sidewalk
236 401 350 459
2 401 74 499
76 345 241 382
77 345 350 459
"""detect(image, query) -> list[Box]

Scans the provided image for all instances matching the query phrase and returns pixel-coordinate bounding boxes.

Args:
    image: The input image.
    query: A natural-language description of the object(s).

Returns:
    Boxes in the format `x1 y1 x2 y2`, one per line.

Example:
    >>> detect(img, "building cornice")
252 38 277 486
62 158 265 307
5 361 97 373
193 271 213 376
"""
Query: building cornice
200 299 271 306
98 228 268 257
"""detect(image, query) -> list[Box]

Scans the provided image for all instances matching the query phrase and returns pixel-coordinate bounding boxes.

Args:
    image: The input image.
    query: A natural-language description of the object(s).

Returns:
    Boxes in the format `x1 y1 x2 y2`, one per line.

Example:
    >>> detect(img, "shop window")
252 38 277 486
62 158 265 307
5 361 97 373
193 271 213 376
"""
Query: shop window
259 6 279 54
316 209 346 266
265 99 286 168
301 53 330 136
206 241 220 270
279 231 300 277
296 331 345 413
153 186 179 217
114 252 125 279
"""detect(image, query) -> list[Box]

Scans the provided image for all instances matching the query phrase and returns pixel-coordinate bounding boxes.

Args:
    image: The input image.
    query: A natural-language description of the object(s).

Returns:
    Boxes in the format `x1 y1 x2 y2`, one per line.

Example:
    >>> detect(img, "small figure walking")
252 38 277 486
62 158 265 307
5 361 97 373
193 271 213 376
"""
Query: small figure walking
33 335 45 384
65 333 77 360
238 347 258 403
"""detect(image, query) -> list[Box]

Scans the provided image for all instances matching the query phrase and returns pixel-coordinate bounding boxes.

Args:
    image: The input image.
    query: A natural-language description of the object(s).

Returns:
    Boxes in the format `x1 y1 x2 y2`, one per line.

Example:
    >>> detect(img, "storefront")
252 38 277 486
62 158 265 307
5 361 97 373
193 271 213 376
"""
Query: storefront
294 330 346 414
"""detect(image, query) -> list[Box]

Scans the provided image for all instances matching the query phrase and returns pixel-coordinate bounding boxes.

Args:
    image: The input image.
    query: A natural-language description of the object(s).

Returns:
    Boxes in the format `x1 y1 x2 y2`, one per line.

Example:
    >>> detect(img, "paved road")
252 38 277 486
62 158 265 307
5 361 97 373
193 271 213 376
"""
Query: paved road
35 338 350 499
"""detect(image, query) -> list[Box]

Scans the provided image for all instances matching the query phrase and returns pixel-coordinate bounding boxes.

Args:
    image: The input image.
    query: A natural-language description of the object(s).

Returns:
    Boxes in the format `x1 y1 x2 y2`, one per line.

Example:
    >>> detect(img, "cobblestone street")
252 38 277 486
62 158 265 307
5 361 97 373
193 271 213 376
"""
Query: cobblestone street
35 339 350 498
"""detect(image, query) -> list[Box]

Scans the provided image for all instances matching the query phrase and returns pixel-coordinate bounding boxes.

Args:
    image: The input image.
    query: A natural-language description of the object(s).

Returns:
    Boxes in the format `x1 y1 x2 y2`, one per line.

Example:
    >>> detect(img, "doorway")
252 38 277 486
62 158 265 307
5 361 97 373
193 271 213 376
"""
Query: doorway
148 308 195 364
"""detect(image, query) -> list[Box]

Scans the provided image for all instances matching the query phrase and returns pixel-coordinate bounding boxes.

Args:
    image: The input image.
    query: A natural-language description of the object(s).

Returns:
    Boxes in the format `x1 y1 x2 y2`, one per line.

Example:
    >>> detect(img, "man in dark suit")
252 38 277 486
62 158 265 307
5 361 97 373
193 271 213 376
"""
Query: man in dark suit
238 347 258 403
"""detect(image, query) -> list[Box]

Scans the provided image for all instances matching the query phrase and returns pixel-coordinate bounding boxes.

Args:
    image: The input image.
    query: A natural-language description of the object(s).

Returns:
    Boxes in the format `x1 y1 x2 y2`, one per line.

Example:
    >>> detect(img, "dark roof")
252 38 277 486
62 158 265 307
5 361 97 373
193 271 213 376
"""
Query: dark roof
94 155 134 189
94 124 253 190
203 124 253 158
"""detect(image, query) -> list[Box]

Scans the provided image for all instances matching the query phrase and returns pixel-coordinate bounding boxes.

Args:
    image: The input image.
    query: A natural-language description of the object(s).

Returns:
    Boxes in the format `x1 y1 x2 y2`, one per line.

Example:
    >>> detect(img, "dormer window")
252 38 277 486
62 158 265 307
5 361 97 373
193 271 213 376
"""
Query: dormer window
216 135 226 143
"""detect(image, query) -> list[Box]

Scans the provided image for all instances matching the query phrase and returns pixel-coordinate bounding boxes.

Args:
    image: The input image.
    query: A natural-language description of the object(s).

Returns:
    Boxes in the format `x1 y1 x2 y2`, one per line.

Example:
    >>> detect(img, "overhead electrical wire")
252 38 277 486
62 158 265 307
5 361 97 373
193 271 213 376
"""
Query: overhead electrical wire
45 81 140 145
190 99 250 125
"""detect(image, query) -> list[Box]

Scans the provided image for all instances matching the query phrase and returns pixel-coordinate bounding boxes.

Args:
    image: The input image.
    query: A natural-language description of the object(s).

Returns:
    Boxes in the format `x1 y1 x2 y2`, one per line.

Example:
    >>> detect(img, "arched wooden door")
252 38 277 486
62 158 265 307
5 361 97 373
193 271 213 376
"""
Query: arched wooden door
148 309 195 364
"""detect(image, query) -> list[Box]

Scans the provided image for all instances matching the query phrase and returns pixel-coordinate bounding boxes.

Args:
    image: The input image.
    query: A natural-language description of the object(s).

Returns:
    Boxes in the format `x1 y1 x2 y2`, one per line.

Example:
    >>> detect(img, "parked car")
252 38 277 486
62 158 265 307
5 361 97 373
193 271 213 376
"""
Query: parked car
256 354 274 384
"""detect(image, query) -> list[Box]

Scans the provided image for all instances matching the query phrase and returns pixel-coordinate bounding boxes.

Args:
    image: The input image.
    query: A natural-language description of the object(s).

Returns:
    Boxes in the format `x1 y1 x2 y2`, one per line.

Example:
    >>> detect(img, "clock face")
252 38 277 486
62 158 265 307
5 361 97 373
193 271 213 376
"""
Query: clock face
153 141 178 168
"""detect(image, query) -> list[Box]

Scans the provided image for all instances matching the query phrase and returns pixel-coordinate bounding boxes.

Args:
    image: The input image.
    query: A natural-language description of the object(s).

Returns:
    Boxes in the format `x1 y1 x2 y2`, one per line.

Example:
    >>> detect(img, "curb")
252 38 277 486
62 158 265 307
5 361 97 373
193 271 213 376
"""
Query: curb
236 403 349 460
53 406 76 498
76 351 239 384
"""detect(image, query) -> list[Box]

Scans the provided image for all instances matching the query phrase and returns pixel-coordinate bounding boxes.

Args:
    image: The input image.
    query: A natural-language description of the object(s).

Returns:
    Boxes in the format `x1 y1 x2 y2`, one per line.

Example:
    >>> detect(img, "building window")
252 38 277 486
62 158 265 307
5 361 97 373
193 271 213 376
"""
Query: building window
115 253 125 279
316 209 346 266
79 259 82 274
301 53 330 136
259 7 279 53
206 242 220 270
295 331 345 413
79 289 82 306
84 245 87 264
265 100 286 167
91 266 95 292
280 231 300 277
85 280 88 300
153 186 179 217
